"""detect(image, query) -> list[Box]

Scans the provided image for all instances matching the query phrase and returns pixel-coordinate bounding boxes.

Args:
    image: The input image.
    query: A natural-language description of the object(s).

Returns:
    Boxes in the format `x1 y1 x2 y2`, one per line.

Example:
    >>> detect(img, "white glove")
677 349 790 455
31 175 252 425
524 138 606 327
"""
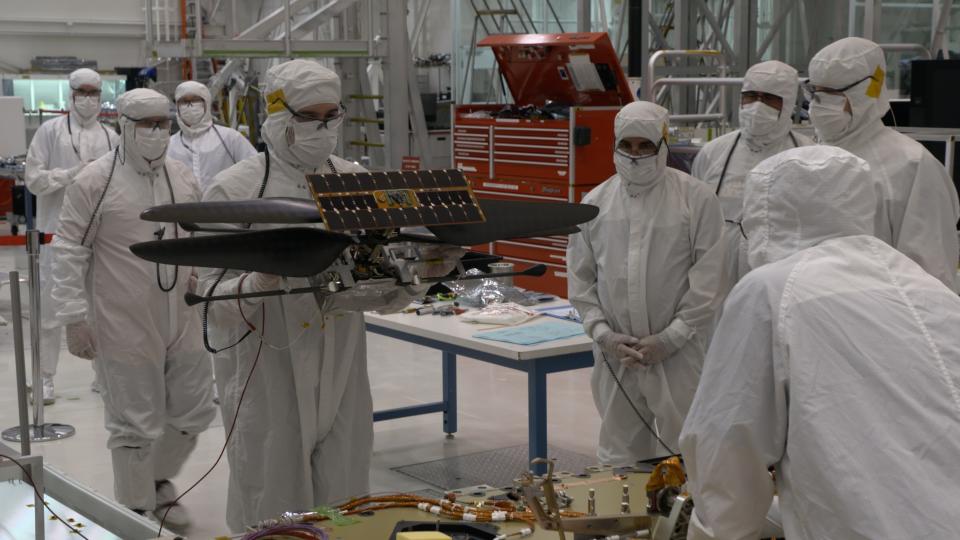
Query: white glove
628 334 671 367
596 331 643 364
411 245 465 279
66 321 97 360
57 163 87 188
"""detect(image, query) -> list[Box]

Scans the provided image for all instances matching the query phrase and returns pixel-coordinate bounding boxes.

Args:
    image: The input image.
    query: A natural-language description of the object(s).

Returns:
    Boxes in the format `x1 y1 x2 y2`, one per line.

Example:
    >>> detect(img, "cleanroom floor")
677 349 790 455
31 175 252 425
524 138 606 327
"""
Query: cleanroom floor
0 246 599 538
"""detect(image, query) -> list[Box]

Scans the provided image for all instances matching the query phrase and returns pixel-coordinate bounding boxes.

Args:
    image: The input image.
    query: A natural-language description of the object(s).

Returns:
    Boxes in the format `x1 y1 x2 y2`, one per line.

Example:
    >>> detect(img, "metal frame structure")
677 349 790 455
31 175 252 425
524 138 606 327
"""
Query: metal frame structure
570 0 958 127
647 0 953 126
0 442 164 539
133 0 960 146
141 0 436 170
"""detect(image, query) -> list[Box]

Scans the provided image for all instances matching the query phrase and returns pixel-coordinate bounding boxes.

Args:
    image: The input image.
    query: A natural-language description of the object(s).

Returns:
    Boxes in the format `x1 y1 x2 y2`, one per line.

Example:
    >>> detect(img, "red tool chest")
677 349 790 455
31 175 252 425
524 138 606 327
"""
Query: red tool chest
453 32 634 297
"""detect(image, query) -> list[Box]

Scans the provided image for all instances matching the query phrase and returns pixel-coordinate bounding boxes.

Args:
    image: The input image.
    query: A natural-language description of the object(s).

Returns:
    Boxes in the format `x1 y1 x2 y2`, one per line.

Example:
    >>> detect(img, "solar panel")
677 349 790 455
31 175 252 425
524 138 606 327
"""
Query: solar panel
306 169 486 232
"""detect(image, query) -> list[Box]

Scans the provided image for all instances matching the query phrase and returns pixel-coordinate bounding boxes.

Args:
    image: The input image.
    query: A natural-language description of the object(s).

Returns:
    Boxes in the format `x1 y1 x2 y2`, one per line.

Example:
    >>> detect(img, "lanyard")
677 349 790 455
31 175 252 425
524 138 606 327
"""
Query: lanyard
714 131 799 196
79 147 179 291
67 114 113 162
180 125 238 164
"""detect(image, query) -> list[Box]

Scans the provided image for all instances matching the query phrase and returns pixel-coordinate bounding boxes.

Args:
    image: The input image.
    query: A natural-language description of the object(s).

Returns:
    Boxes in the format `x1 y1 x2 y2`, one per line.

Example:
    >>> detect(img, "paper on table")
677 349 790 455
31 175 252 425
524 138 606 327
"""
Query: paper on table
473 320 585 346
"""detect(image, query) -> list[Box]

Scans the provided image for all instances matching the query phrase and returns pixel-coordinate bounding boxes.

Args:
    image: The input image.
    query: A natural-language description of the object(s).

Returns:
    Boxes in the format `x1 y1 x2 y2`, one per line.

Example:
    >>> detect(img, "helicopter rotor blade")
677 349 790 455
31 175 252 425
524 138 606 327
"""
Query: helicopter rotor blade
130 227 354 277
141 197 323 225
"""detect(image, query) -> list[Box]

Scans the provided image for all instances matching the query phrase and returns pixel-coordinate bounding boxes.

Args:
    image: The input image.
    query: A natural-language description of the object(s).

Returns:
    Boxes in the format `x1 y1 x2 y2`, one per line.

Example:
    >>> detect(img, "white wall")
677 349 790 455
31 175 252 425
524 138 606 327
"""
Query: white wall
0 0 147 70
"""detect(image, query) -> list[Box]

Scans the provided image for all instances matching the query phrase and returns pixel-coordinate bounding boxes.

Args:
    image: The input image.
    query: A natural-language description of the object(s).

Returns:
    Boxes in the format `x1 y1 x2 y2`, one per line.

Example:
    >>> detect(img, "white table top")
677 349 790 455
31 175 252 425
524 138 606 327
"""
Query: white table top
364 299 594 362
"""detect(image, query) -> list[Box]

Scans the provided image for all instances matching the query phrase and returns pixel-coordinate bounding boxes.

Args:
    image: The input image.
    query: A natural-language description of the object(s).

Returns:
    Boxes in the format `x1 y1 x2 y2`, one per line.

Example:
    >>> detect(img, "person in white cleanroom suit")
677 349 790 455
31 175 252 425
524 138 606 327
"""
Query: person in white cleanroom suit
25 67 118 404
50 88 215 529
680 145 960 540
199 59 462 532
691 60 812 280
807 37 959 290
167 81 256 405
566 101 727 466
167 80 256 192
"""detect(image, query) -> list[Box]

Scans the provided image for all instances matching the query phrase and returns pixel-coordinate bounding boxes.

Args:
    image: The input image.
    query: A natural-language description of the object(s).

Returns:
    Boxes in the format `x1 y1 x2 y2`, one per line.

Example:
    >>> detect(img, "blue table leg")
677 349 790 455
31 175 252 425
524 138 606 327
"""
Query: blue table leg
442 351 457 437
528 360 548 475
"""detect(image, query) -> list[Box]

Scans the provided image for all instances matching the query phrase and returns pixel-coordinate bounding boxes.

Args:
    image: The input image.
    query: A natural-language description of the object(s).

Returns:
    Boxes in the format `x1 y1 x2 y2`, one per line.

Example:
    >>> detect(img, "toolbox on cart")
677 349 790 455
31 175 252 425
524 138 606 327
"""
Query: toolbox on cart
453 32 634 296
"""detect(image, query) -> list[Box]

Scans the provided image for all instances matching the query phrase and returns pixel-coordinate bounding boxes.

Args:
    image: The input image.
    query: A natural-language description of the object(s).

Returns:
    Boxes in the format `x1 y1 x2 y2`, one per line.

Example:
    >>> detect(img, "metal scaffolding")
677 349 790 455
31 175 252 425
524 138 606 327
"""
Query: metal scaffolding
142 0 434 170
137 0 960 153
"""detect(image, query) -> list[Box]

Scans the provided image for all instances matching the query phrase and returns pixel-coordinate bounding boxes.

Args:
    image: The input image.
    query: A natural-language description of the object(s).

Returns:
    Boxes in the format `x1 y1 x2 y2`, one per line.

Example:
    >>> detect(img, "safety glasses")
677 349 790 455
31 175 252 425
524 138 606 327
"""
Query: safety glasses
176 97 205 108
615 138 663 159
127 116 173 131
73 89 102 99
740 91 783 111
801 74 875 103
280 99 346 130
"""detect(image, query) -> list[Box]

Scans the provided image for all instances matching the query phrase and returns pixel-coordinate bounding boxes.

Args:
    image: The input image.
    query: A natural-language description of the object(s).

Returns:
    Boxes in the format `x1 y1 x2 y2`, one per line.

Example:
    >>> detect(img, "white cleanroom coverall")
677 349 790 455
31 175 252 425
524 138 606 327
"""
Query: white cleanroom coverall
567 101 727 465
199 60 454 532
691 60 813 281
680 145 960 540
167 80 257 192
808 37 959 290
50 88 215 512
26 67 117 388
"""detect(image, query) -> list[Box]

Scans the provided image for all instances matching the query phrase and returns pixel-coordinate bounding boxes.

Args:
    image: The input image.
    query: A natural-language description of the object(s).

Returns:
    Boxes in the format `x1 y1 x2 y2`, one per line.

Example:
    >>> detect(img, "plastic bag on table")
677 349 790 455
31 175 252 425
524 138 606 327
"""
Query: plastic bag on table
459 302 540 326
443 268 539 307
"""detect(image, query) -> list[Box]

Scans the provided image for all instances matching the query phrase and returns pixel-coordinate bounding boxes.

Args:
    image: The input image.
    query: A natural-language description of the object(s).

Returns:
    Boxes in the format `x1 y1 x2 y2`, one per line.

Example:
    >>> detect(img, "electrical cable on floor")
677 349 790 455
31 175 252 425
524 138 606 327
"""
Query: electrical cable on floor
156 309 267 537
0 453 91 539
599 350 678 456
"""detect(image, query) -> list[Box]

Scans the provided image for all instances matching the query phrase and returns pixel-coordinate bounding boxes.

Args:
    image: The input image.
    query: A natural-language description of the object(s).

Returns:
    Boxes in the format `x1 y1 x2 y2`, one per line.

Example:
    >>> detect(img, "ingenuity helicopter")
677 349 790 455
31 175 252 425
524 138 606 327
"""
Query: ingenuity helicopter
130 168 599 307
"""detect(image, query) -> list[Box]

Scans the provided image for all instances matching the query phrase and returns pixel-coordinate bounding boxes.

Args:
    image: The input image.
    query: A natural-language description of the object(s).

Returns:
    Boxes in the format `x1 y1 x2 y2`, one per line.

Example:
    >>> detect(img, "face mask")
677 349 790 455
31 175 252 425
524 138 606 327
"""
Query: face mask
73 95 101 119
134 127 170 167
614 152 660 194
739 101 781 140
809 93 853 143
286 120 339 167
178 102 206 126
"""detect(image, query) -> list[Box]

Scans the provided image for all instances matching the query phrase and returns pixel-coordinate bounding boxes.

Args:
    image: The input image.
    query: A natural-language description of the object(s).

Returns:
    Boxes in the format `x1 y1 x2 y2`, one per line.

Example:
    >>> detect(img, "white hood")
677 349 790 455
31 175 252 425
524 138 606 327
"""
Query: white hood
261 59 341 170
808 37 890 144
740 60 799 150
175 80 214 138
742 145 879 268
117 88 171 175
613 101 669 194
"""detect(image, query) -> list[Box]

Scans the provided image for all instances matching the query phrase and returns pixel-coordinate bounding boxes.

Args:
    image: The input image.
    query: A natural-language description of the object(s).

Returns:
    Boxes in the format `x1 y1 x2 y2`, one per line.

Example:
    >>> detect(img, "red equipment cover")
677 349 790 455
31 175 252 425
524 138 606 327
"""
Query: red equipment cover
478 32 634 107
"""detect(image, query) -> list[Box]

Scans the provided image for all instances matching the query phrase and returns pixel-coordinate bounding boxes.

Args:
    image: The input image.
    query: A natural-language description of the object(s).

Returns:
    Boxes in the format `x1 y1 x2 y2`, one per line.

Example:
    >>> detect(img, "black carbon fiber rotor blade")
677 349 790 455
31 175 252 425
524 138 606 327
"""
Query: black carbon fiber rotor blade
130 227 353 277
141 197 322 224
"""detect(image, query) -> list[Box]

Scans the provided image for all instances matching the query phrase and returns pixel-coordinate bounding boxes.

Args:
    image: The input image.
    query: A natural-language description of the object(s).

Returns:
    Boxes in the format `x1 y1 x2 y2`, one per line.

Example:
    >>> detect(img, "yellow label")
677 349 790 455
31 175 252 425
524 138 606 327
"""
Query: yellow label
661 121 669 140
373 189 419 209
865 66 885 99
265 88 287 114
